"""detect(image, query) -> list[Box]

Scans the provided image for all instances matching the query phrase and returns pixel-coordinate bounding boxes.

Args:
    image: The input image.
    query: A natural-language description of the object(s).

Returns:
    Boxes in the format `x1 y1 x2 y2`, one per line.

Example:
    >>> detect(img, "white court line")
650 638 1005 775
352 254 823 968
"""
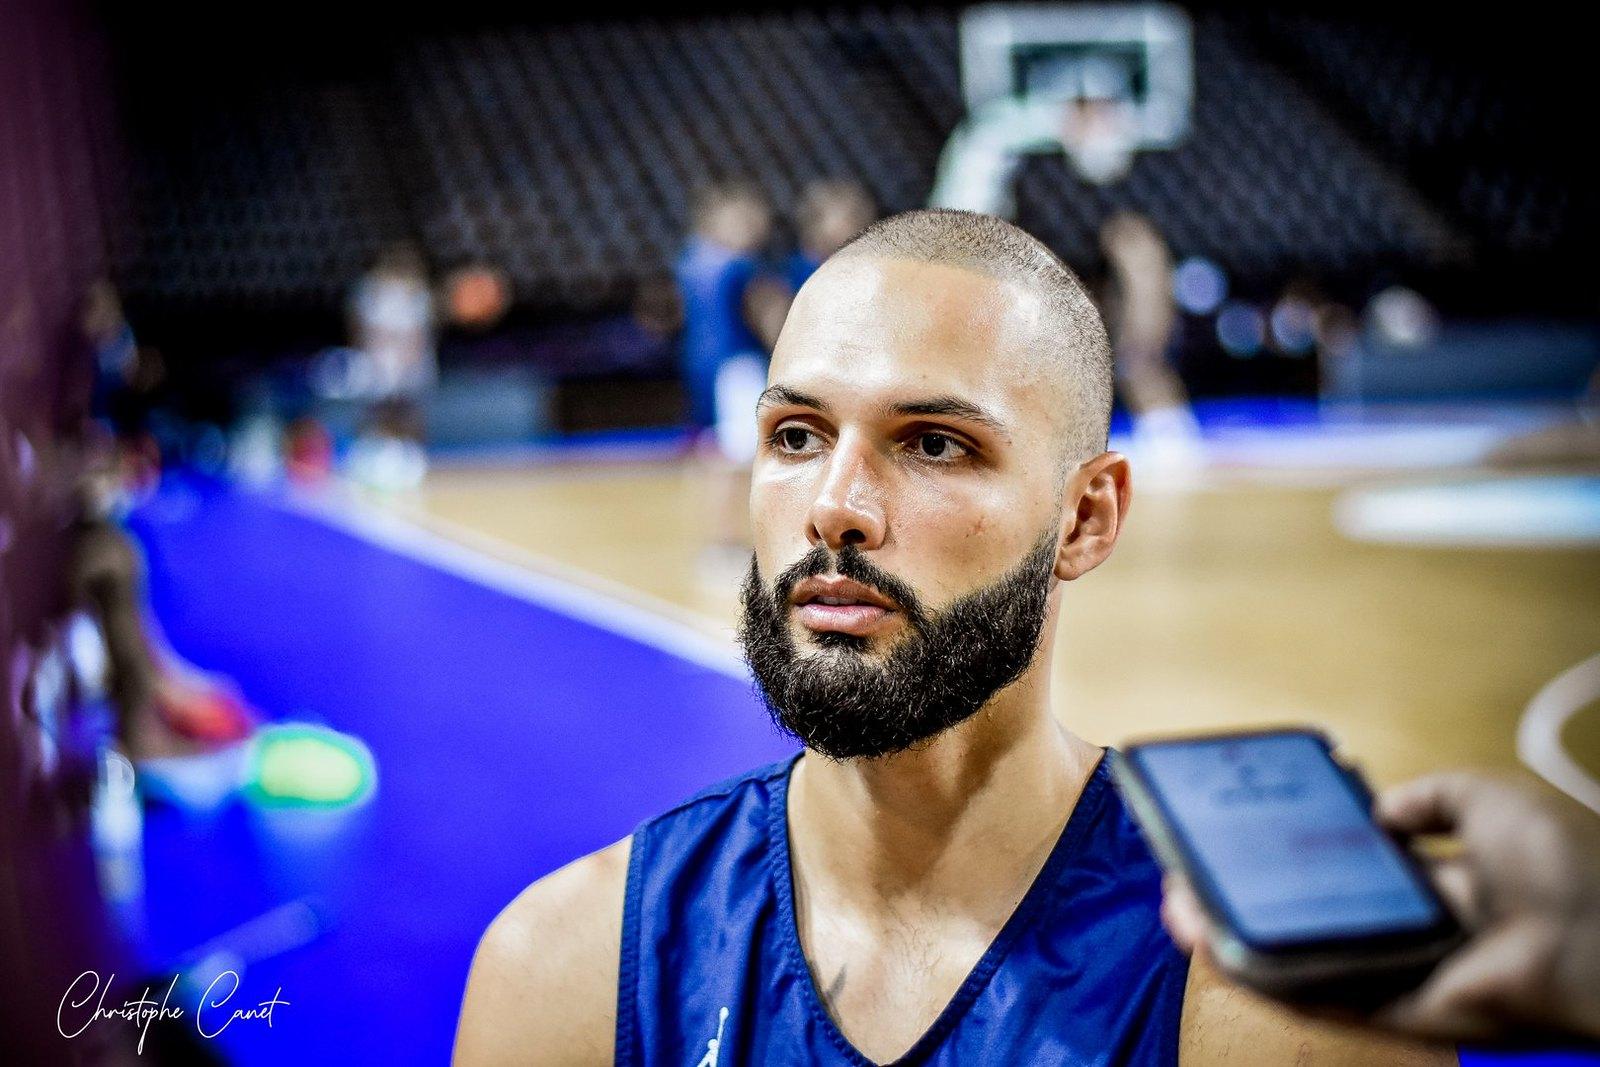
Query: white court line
271 484 750 682
1518 653 1600 816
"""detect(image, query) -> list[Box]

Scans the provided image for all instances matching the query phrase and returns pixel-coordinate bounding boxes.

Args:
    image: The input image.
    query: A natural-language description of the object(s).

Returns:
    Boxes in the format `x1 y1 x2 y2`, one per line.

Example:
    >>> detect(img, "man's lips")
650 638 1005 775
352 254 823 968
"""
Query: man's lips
794 601 893 635
789 576 900 636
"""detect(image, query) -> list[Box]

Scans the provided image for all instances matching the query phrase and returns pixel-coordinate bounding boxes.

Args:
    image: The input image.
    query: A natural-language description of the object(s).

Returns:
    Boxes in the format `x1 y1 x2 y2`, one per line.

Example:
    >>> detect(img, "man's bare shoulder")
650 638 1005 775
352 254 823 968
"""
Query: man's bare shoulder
454 835 634 1066
1179 955 1456 1066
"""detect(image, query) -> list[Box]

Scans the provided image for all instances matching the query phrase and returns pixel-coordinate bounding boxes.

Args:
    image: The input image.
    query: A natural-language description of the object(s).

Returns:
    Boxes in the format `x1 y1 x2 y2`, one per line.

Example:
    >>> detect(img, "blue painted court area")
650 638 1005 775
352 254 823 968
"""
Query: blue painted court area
126 475 795 1064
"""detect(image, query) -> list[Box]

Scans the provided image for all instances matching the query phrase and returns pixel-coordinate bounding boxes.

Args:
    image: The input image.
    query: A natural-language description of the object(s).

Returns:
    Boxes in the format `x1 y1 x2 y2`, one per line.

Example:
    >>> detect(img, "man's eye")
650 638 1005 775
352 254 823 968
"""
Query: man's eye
772 426 819 453
909 432 969 461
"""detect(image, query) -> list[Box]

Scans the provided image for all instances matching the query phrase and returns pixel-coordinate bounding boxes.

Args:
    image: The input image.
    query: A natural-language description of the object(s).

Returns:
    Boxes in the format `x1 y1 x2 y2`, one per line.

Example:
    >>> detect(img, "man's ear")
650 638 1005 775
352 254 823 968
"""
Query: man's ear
1055 451 1132 582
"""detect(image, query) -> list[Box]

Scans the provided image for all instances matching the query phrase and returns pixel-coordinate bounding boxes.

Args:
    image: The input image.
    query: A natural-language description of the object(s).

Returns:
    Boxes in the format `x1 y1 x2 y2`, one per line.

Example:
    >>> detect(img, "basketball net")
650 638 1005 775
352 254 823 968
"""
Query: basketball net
1059 96 1138 185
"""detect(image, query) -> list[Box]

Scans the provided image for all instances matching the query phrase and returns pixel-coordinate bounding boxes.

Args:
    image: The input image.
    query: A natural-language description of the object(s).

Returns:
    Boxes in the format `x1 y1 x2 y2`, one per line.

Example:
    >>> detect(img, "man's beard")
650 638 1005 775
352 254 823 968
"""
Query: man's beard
737 529 1058 762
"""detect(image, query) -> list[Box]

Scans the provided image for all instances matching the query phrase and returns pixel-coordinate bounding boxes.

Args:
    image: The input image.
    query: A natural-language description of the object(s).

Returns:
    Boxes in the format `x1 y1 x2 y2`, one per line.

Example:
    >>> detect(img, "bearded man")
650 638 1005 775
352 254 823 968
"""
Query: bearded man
456 210 1452 1067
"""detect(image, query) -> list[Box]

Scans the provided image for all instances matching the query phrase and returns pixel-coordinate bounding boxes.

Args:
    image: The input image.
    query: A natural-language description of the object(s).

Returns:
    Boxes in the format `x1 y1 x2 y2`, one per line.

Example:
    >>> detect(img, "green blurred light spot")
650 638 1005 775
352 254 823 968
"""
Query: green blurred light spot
245 724 376 810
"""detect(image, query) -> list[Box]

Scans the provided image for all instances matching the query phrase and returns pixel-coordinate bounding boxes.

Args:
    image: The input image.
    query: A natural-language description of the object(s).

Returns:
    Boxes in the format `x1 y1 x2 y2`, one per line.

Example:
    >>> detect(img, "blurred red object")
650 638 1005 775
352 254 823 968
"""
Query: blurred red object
153 668 256 744
285 416 334 483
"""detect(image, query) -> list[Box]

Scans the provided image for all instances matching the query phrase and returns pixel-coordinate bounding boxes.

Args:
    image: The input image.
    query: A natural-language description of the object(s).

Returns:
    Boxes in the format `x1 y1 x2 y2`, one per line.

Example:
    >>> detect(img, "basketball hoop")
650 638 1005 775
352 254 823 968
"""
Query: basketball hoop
930 3 1192 214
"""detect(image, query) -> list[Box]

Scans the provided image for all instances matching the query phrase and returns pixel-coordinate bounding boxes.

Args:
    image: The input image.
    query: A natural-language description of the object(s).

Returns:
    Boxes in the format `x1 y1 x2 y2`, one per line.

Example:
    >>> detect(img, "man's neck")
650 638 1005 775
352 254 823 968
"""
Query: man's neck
786 675 1102 916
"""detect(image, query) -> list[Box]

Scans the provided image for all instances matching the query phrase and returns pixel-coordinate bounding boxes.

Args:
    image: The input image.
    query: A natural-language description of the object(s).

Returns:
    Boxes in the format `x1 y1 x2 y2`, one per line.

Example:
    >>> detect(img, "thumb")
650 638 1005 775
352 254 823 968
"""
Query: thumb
1159 876 1210 954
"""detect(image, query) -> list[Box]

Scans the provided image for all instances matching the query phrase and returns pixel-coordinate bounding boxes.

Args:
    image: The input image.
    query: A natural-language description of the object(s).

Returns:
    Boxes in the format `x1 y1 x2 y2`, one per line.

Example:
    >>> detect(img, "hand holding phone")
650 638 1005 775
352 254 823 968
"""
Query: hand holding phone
1112 728 1464 1010
1167 768 1600 1045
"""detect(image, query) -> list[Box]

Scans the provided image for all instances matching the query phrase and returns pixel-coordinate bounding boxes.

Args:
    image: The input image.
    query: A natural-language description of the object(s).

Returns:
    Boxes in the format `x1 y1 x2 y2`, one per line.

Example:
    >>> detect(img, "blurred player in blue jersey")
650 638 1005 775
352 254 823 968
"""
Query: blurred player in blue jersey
676 184 792 577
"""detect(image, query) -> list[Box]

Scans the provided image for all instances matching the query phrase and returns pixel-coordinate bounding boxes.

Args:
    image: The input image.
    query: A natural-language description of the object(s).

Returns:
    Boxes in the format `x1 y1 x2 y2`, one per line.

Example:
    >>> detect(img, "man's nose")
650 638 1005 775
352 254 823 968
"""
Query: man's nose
806 435 886 552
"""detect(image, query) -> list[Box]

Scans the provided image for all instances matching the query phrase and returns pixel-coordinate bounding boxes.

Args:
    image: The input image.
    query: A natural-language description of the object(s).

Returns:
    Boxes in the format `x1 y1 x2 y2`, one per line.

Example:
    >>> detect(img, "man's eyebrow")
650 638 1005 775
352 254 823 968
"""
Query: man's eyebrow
887 395 1012 442
756 385 831 413
755 386 1012 443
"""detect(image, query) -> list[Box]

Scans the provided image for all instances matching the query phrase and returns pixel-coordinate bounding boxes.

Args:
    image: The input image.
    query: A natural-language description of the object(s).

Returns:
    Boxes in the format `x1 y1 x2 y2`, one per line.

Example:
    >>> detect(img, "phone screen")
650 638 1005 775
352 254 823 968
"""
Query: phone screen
1130 732 1443 947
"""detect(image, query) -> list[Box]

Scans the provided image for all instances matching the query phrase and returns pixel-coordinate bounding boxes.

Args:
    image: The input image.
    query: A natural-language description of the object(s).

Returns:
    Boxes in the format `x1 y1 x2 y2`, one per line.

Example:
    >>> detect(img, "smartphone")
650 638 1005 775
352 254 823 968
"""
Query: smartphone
1112 727 1463 1008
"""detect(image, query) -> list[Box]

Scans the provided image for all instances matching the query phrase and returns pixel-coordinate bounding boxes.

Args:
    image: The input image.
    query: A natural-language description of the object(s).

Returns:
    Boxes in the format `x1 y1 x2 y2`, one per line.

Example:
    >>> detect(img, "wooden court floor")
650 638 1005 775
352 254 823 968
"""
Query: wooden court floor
398 458 1600 793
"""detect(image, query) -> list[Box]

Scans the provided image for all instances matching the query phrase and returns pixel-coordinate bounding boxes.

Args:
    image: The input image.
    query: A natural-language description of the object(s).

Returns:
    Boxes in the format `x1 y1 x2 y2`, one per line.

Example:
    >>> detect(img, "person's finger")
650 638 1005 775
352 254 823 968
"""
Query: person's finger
1376 772 1480 835
1372 923 1539 1043
1372 985 1501 1044
1159 876 1209 954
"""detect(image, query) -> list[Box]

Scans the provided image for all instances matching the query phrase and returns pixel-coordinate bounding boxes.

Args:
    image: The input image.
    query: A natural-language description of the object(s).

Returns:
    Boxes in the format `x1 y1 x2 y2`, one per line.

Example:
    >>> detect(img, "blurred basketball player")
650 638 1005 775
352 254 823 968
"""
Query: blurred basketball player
351 242 438 397
347 243 436 491
1099 212 1203 473
457 211 1449 1066
71 443 255 759
72 286 255 759
675 183 790 576
785 179 876 292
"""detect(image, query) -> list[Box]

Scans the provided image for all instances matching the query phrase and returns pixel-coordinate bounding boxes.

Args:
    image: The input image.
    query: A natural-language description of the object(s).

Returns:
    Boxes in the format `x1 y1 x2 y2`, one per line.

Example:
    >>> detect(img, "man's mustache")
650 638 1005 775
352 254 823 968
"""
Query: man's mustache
770 543 930 633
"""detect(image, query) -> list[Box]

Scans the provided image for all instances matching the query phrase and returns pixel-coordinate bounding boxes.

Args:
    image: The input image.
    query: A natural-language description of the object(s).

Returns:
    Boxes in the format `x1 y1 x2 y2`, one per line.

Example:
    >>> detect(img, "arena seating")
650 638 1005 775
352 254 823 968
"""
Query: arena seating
121 84 407 311
114 9 1585 327
1255 13 1590 271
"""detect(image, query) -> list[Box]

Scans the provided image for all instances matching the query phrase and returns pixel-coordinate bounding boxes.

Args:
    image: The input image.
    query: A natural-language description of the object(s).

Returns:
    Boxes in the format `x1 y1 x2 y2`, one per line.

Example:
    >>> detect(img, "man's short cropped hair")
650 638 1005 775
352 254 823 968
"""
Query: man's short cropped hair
833 208 1113 466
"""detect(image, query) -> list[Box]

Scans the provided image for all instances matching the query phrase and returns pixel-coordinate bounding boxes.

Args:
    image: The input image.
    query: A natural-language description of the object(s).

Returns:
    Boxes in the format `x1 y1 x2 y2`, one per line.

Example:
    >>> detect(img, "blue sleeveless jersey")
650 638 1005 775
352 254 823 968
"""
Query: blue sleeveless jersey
675 237 766 430
616 751 1189 1065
